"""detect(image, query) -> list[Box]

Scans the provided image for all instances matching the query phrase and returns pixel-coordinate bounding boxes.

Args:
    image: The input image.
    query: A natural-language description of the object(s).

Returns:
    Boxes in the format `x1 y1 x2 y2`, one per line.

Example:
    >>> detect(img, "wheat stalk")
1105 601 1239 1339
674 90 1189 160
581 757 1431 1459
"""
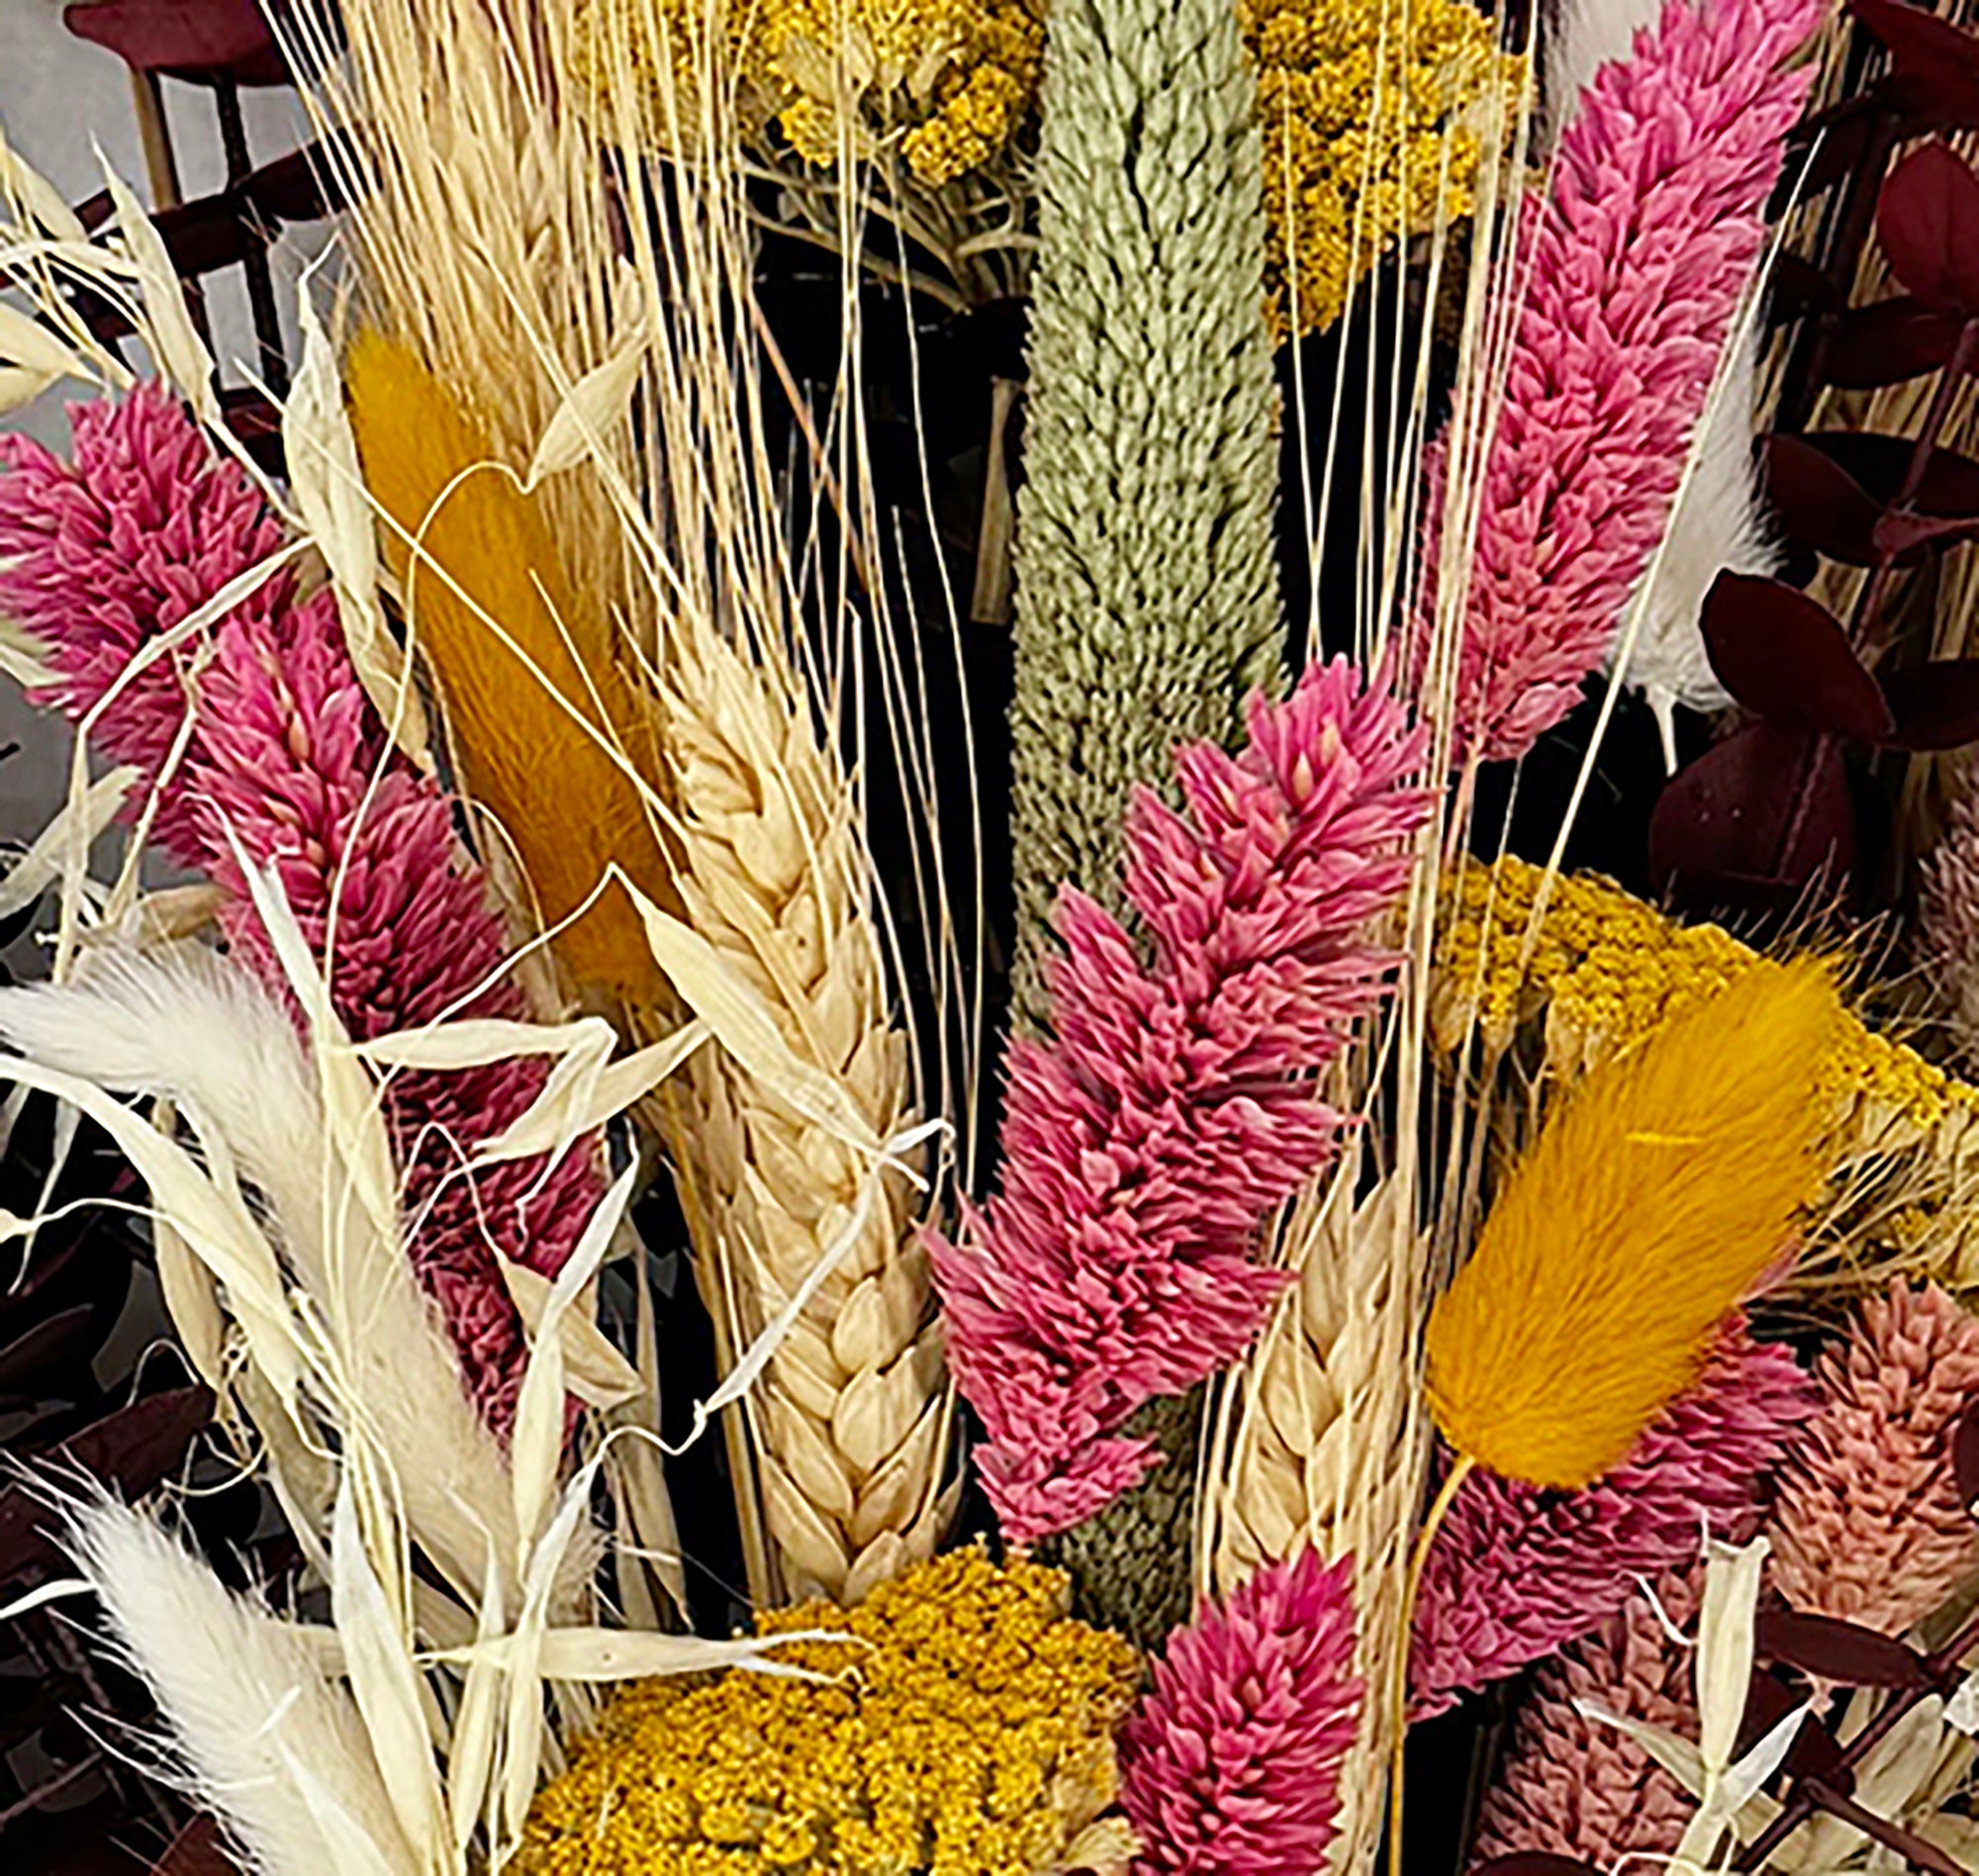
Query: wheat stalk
1198 1142 1431 1876
654 621 956 1607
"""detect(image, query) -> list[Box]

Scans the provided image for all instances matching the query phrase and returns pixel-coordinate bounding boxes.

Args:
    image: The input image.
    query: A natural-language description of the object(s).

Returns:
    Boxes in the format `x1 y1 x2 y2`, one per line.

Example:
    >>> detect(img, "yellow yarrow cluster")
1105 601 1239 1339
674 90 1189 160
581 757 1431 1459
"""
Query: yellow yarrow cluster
515 1548 1140 1875
1433 857 1976 1136
566 0 1042 188
1243 0 1526 336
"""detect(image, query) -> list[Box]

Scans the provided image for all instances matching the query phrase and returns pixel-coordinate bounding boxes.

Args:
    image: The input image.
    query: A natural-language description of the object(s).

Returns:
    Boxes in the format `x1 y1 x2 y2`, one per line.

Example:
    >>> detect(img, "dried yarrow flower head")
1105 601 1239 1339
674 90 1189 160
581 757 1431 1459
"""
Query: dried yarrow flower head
1470 1568 1702 1867
1770 1280 1979 1637
931 659 1431 1545
1413 1320 1812 1714
1426 958 1838 1491
1245 0 1526 336
1119 1547 1362 1876
567 0 1043 187
515 1547 1141 1874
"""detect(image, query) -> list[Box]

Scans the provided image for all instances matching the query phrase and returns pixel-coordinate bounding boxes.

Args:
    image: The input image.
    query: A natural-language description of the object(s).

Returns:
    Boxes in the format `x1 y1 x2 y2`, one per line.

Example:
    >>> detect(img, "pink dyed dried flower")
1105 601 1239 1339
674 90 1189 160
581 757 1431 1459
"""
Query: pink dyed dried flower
0 389 598 1429
929 660 1431 1545
1417 0 1822 763
1412 1320 1813 1715
0 386 284 861
1120 1547 1363 1876
1471 1568 1700 1868
1922 788 1979 1070
1770 1280 1979 1637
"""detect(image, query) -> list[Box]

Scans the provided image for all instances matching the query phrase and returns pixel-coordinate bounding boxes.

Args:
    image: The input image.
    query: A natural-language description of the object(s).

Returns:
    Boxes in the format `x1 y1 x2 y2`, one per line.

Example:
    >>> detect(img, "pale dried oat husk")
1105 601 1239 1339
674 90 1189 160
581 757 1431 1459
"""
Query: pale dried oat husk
1199 1144 1432 1876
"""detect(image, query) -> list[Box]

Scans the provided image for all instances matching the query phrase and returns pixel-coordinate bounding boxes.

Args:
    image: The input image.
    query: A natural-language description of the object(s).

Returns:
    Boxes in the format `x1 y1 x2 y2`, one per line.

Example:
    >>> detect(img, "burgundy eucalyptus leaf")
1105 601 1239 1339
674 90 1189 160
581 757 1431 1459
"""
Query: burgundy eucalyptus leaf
1784 1709 1852 1792
1850 0 1979 81
241 142 343 225
1649 722 1857 905
1785 97 1882 200
0 1303 99 1397
150 193 265 279
1879 661 1979 749
1819 296 1965 389
1763 435 1884 563
1954 1396 1979 1516
1878 141 1979 318
1702 574 1893 738
1769 253 1845 320
151 1816 230 1876
1872 509 1979 558
1756 1609 1932 1688
0 1385 213 1583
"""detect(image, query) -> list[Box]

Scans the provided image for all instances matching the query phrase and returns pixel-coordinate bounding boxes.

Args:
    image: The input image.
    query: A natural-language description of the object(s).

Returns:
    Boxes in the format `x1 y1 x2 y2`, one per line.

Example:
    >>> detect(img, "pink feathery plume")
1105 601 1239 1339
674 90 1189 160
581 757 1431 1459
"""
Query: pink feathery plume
1412 1320 1813 1716
1119 1548 1363 1876
1922 792 1979 1071
1770 1280 1979 1637
928 660 1431 1545
0 389 598 1430
0 387 285 862
1471 1568 1700 1869
1413 0 1822 763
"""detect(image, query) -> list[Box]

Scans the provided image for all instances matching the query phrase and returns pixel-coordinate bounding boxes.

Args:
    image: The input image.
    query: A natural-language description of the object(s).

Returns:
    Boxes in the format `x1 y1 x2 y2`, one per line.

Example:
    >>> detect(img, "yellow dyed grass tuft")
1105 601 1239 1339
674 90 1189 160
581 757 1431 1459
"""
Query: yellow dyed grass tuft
345 329 678 1004
1425 957 1841 1490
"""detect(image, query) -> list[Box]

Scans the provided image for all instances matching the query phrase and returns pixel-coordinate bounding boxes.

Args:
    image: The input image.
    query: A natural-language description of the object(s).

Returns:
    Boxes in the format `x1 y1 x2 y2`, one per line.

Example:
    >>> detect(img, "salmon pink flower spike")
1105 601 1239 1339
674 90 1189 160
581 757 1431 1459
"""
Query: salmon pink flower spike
930 659 1431 1545
1417 0 1822 762
0 389 598 1431
1119 1548 1362 1876
1411 1320 1813 1716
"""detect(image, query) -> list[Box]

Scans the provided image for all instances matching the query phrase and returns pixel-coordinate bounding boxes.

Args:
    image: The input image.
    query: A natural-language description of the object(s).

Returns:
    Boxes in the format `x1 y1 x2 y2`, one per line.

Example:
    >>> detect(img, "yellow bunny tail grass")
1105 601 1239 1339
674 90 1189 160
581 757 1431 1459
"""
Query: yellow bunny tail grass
344 329 679 1004
1425 957 1841 1490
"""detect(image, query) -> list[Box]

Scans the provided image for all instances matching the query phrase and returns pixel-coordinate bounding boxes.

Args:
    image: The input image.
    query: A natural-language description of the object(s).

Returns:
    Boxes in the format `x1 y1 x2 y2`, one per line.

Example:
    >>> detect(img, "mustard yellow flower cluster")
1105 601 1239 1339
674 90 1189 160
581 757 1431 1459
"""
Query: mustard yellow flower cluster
566 0 1042 189
1243 0 1526 336
1433 857 1978 1137
515 1548 1140 1875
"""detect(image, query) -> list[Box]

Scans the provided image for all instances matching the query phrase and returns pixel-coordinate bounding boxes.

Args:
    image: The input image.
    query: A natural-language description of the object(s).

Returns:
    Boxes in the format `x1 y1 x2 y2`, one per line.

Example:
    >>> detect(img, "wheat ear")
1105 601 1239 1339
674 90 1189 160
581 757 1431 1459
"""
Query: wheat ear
656 622 954 1608
1199 1147 1431 1876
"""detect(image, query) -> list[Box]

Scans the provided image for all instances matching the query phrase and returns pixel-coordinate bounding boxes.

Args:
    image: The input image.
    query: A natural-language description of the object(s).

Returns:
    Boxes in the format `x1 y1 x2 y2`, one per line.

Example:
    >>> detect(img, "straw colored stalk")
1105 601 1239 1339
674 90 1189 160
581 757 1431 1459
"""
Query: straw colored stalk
1198 1150 1430 1876
657 621 955 1607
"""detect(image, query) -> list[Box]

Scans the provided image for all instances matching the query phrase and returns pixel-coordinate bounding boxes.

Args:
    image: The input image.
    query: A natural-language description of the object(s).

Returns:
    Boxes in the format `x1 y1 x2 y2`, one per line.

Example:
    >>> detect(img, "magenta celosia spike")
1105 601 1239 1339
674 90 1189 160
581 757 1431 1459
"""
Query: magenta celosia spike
0 387 286 861
1414 0 1822 763
1770 1280 1979 1637
0 389 597 1430
1411 1320 1813 1716
929 660 1432 1546
1470 1568 1701 1869
1119 1548 1363 1876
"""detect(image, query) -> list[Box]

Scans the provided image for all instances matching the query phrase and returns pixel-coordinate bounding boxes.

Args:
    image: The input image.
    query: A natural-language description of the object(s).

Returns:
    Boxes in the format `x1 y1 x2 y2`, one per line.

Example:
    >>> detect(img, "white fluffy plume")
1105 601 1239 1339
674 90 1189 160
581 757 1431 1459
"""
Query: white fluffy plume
0 945 520 1602
1544 0 1780 766
66 1494 419 1876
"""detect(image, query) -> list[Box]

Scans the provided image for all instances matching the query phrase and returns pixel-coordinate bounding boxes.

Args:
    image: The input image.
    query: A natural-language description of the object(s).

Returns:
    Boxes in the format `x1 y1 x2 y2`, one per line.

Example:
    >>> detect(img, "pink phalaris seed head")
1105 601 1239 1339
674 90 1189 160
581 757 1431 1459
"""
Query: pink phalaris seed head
1412 1319 1814 1715
0 385 289 859
1119 1547 1363 1876
1769 1279 1979 1637
929 659 1432 1545
1471 1568 1702 1868
7 386 601 1434
1408 0 1825 763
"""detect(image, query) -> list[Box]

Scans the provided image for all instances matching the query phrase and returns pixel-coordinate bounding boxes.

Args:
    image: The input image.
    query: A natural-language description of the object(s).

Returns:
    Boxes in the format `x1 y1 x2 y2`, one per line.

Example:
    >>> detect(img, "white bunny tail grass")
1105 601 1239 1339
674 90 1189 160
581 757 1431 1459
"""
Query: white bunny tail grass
66 1494 420 1876
0 946 522 1605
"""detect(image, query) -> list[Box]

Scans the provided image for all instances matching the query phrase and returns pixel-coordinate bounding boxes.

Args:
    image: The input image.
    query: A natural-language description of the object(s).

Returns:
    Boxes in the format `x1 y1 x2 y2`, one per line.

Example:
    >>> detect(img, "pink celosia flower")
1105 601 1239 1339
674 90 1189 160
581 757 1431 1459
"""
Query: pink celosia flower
1414 0 1822 763
1411 1320 1813 1715
929 660 1431 1544
1770 1280 1979 1637
0 386 283 862
1120 1548 1362 1876
0 389 598 1429
1471 1568 1700 1868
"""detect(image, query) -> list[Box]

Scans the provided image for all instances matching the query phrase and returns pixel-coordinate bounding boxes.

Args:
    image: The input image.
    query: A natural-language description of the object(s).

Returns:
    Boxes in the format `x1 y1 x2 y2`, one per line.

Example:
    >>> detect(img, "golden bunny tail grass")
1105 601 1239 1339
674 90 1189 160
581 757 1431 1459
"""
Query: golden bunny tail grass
1425 956 1840 1491
345 329 681 1004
